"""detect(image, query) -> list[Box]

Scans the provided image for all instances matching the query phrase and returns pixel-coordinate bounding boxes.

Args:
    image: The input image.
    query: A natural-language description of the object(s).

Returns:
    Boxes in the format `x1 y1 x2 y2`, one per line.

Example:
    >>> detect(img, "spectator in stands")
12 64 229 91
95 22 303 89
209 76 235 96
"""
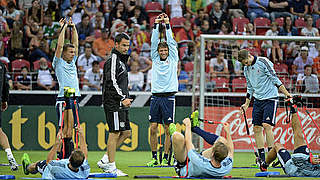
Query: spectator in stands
313 46 320 74
129 49 152 73
241 23 258 49
101 0 113 27
194 8 209 28
228 45 242 77
3 1 21 28
45 1 60 22
279 16 298 36
50 28 70 56
289 0 308 20
91 11 105 34
16 66 32 90
140 42 151 58
132 24 149 50
182 42 196 64
178 61 189 92
93 28 114 61
301 15 319 58
186 0 206 16
168 0 183 18
209 1 229 34
227 0 246 19
84 0 100 16
127 0 140 17
262 22 283 63
25 0 42 25
176 20 194 42
218 22 235 46
209 50 229 78
10 21 23 55
247 0 270 23
292 46 314 75
296 65 319 93
269 0 293 22
312 0 320 26
19 0 33 10
108 1 128 28
25 19 40 44
64 0 86 25
128 61 144 91
36 57 56 90
40 0 56 10
42 15 60 41
29 30 50 62
145 67 152 91
82 61 102 91
110 20 128 38
205 40 215 61
0 10 10 34
200 19 215 34
129 6 147 29
76 14 95 47
78 43 98 74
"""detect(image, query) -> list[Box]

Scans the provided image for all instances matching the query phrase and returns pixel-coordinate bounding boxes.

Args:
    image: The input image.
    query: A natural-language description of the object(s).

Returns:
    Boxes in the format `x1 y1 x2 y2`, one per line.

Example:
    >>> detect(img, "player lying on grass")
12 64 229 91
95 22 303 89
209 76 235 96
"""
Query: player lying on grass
22 127 90 179
169 111 233 178
262 97 320 176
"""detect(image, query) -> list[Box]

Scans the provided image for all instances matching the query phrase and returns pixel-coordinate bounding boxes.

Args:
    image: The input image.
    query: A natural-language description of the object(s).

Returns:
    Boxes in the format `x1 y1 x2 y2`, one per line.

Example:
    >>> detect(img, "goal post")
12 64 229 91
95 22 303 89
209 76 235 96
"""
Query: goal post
198 35 320 152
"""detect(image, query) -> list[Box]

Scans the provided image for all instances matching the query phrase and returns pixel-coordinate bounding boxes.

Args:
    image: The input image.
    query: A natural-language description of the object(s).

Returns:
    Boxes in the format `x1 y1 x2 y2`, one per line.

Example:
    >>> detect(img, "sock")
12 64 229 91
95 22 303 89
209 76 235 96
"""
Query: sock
267 147 272 152
5 148 13 159
258 148 266 162
101 154 109 164
191 127 219 145
108 162 116 170
152 151 157 159
163 154 168 160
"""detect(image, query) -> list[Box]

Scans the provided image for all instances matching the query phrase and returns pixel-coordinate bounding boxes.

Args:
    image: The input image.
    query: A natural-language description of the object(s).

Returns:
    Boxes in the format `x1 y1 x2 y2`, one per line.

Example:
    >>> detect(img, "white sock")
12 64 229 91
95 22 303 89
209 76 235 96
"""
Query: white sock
101 154 109 164
108 162 116 169
5 148 13 159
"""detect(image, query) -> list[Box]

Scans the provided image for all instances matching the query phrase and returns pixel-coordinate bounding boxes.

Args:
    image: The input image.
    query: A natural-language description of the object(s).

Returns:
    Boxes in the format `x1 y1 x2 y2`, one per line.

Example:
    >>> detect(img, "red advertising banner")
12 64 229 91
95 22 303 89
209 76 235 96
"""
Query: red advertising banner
204 107 320 151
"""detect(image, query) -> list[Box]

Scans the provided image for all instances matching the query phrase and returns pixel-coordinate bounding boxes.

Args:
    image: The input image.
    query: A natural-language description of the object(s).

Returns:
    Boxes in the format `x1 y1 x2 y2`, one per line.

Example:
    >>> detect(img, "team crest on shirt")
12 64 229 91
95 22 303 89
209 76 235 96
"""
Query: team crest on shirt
120 122 125 127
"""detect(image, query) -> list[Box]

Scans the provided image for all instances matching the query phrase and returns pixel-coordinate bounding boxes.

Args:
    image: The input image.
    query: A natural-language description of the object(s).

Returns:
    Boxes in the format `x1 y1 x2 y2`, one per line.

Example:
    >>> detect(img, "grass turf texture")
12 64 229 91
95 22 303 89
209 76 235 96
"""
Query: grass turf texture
0 151 318 180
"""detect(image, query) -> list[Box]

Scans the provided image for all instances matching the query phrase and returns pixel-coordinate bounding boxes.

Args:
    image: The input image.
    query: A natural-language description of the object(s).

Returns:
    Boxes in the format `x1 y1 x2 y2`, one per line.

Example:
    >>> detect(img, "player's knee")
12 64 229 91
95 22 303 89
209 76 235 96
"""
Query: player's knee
122 130 131 139
150 124 158 135
172 132 184 144
262 123 273 131
274 143 283 151
253 126 263 133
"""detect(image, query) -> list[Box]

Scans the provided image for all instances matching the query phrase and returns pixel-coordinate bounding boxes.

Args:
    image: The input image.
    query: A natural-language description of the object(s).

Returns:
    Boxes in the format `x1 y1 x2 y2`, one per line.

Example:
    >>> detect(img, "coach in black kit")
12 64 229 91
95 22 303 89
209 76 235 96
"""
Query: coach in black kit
97 33 132 176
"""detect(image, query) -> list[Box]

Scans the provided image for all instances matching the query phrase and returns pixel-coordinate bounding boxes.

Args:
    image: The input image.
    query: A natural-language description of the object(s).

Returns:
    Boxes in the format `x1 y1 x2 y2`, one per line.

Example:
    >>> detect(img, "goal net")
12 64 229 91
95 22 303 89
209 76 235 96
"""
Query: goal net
195 35 320 153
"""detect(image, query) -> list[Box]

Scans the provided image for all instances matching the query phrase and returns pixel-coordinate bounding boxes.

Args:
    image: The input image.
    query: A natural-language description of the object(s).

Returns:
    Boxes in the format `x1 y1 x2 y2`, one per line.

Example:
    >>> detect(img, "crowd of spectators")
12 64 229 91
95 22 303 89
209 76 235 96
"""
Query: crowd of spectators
0 0 320 93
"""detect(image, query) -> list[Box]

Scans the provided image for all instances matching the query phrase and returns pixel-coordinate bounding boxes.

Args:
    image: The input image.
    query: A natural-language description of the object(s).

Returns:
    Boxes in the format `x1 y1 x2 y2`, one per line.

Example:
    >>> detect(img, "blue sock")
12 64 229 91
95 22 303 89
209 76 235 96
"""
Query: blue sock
191 127 219 145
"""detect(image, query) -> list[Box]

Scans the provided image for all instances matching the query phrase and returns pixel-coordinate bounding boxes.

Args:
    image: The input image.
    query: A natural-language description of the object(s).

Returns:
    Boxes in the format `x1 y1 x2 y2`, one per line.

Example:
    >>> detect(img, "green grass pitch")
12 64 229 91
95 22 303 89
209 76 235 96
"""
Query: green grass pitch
0 151 318 180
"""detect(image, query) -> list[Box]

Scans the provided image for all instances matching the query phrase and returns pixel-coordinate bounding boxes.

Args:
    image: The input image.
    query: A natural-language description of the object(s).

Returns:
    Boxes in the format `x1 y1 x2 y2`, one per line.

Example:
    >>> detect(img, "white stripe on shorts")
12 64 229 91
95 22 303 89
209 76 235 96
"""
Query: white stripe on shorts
114 112 119 130
272 100 277 124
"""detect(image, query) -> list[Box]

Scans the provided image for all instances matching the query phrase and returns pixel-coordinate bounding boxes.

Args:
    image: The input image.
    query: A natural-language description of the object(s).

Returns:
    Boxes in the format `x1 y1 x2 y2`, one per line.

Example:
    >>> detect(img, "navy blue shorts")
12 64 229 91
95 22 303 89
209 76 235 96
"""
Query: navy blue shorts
277 145 309 173
252 99 278 126
149 96 175 124
56 97 80 127
104 109 131 132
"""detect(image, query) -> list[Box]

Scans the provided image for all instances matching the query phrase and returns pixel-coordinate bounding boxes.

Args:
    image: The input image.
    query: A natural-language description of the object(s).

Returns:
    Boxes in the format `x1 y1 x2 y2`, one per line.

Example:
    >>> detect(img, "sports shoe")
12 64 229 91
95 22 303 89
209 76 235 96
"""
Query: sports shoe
102 166 128 177
161 158 169 166
9 156 18 171
147 158 158 167
114 169 128 177
21 153 31 174
97 160 109 169
169 123 176 136
272 160 281 167
190 110 199 128
256 157 267 172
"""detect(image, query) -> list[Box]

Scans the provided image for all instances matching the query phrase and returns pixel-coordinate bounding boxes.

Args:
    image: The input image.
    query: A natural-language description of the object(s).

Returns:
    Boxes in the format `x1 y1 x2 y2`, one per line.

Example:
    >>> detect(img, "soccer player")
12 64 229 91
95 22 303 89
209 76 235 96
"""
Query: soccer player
169 111 233 178
97 33 132 176
53 18 81 159
238 49 292 170
22 127 90 179
0 61 18 171
263 97 320 176
147 13 179 167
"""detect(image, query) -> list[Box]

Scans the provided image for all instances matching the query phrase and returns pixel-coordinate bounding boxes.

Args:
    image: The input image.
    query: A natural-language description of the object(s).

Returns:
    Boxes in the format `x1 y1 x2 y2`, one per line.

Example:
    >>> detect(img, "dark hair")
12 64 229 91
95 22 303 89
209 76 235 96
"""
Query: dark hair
238 49 249 62
81 13 90 20
7 1 15 9
63 43 75 52
92 61 99 66
84 43 92 49
304 64 312 69
69 149 85 168
115 33 130 43
157 42 168 51
212 142 228 163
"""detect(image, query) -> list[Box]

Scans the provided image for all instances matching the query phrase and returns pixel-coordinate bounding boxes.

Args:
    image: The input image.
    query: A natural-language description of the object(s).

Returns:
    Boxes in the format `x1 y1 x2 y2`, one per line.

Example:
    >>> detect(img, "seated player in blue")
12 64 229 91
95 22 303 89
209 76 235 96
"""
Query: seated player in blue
263 97 320 176
169 111 234 178
21 126 90 179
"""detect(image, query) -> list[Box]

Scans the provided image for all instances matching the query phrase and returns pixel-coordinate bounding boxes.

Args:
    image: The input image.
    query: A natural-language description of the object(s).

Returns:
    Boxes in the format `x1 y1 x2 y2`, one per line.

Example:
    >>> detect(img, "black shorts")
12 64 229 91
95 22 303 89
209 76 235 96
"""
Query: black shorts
277 145 309 173
252 99 278 126
104 109 130 132
36 160 47 174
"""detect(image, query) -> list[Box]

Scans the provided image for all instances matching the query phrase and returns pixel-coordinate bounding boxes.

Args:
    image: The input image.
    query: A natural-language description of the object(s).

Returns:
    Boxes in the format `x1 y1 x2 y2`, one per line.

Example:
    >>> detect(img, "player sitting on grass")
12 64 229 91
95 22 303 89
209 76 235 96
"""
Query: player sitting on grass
262 96 320 176
21 127 90 179
169 111 234 178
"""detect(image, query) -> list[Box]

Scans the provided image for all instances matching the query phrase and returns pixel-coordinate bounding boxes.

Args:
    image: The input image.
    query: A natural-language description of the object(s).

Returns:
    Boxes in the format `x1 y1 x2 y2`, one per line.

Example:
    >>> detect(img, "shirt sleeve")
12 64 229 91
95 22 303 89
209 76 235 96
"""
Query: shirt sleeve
244 68 254 99
84 70 89 80
52 56 59 69
151 24 160 61
166 24 179 62
187 149 205 165
261 60 283 87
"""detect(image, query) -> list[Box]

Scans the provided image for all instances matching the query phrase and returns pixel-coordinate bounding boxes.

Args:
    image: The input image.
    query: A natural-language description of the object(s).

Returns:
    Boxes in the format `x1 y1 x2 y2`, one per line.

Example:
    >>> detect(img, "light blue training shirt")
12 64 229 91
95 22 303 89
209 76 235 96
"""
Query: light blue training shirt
42 159 90 179
53 55 80 97
150 24 179 93
284 153 320 177
244 56 282 100
180 149 233 178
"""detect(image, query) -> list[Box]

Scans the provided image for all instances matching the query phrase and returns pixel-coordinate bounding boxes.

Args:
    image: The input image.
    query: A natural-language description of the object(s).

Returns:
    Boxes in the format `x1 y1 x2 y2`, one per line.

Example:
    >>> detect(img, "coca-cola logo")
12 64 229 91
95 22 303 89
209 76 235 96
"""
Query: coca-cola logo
204 107 320 150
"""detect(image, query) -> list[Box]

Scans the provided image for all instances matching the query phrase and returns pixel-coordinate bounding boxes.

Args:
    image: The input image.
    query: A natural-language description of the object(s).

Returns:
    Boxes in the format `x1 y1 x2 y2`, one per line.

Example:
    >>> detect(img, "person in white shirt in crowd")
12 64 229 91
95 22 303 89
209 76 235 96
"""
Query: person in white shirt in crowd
77 43 98 74
168 0 183 18
296 64 319 93
82 61 103 91
261 22 282 63
129 49 152 73
301 15 319 58
209 50 229 78
37 57 56 90
128 61 144 91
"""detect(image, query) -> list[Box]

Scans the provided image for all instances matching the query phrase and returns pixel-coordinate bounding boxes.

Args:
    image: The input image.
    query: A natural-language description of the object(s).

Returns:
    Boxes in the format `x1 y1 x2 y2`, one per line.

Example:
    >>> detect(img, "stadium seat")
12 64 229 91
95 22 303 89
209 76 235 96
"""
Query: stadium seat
275 17 284 27
179 46 187 59
279 73 293 90
274 63 288 74
247 47 261 56
205 61 210 73
145 2 162 19
99 60 106 69
171 17 185 35
232 77 247 92
295 18 306 34
212 77 229 92
254 17 270 35
232 17 249 34
11 59 30 72
184 62 194 72
149 16 157 30
33 59 52 71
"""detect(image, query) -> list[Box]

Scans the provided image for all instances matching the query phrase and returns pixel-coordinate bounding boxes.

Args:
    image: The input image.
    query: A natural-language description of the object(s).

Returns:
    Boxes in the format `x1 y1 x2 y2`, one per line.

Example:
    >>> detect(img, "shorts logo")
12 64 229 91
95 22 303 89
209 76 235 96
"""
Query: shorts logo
266 117 270 121
305 147 310 153
120 122 125 127
281 149 286 153
168 117 172 121
149 115 151 120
